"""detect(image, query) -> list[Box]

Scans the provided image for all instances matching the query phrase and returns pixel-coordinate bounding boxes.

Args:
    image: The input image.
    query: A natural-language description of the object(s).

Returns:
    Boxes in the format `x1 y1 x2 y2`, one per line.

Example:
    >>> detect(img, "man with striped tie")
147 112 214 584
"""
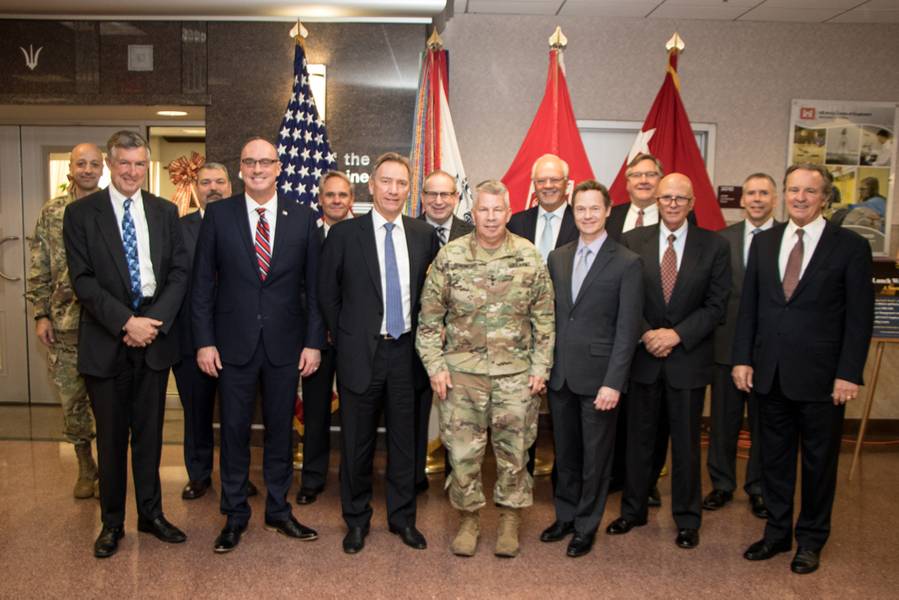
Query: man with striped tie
192 137 325 553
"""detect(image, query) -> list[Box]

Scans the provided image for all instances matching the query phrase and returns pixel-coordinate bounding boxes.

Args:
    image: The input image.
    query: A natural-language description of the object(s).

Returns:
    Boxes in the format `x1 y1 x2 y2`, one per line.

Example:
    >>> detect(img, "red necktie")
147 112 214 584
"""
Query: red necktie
255 208 271 281
636 208 645 228
782 229 804 300
661 233 677 304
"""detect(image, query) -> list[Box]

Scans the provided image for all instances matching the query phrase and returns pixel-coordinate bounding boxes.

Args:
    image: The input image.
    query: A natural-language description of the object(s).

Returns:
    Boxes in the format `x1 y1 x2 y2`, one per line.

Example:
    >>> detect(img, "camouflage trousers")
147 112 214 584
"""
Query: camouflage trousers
439 371 539 512
48 330 94 444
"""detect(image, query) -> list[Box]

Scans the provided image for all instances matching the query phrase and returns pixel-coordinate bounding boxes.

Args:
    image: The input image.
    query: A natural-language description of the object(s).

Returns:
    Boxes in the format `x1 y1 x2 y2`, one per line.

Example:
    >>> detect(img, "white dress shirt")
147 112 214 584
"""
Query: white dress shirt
535 203 568 250
779 215 825 281
371 209 412 335
246 193 279 250
108 184 156 297
743 218 774 266
623 202 659 233
659 220 688 271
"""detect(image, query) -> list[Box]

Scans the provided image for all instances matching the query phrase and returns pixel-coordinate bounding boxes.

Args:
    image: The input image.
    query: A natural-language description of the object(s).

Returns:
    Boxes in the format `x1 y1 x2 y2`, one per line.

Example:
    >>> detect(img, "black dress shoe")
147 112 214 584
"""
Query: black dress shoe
343 526 368 554
749 494 769 519
540 520 575 542
214 523 247 554
702 489 733 511
137 515 187 543
94 526 124 558
247 481 259 497
264 515 318 540
389 524 427 549
566 533 595 557
647 485 662 507
790 548 820 574
295 488 320 505
743 538 791 561
675 528 699 549
605 517 647 535
182 478 212 500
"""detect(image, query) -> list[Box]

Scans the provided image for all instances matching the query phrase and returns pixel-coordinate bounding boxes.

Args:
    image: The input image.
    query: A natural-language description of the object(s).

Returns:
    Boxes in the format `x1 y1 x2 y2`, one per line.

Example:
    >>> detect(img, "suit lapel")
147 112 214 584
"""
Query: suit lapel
525 207 539 241
403 216 421 304
232 197 260 279
266 197 291 280
789 221 837 301
668 227 702 309
555 243 576 310
556 206 577 248
94 190 132 294
573 240 615 308
143 195 164 296
641 225 665 309
358 213 383 301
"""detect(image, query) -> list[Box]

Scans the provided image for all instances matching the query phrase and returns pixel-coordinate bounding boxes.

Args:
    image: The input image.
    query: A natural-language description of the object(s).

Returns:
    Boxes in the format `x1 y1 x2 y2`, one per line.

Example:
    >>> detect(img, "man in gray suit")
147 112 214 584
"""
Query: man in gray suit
541 180 644 558
704 173 777 517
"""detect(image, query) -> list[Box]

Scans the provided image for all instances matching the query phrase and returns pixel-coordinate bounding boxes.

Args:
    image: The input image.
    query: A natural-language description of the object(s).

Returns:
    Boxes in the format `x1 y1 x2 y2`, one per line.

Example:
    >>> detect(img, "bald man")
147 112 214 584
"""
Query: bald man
606 173 730 549
26 143 103 499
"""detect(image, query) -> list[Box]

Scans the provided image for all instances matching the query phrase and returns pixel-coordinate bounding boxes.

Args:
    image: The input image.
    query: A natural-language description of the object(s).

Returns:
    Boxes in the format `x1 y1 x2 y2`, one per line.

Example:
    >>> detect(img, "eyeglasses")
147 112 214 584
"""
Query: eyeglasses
627 171 660 180
533 177 566 186
241 158 279 168
657 194 693 206
423 191 457 201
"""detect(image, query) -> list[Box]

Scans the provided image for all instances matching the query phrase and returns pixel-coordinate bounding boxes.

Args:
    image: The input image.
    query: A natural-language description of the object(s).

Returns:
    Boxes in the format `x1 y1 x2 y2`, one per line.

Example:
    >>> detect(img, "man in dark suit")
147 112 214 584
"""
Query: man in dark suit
415 169 473 490
319 152 439 554
173 161 260 501
542 180 643 558
703 173 777 518
63 130 190 558
507 153 578 476
606 173 730 549
734 163 874 574
193 137 324 553
296 170 354 506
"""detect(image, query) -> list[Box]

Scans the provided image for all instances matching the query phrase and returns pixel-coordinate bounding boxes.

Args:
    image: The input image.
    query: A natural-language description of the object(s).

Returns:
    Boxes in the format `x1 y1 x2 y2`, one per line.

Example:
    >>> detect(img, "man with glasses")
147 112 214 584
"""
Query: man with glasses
734 164 873 574
507 153 578 476
606 173 730 550
193 137 324 553
415 169 473 491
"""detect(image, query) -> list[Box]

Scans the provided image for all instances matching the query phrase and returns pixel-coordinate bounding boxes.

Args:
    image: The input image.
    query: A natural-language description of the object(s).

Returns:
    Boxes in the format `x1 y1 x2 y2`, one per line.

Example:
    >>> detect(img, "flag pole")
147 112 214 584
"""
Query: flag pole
665 32 685 91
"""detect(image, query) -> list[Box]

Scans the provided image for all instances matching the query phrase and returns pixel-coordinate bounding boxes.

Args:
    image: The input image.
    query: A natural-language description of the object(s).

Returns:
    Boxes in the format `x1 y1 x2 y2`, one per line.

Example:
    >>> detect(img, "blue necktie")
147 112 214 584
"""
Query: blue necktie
122 198 142 309
538 213 554 262
571 247 592 301
384 223 404 339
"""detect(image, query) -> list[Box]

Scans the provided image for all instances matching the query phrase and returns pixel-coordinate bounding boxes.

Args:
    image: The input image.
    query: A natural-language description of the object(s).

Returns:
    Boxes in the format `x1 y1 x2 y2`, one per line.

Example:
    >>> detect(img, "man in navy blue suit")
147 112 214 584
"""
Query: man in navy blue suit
192 137 325 553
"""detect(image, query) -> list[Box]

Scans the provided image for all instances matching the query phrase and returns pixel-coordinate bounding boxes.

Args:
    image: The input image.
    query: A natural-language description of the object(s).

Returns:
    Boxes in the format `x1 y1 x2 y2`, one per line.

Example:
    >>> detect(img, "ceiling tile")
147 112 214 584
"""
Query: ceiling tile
761 0 867 8
649 3 752 20
862 0 899 8
659 0 758 5
560 1 658 18
467 0 562 15
737 6 846 21
829 7 899 21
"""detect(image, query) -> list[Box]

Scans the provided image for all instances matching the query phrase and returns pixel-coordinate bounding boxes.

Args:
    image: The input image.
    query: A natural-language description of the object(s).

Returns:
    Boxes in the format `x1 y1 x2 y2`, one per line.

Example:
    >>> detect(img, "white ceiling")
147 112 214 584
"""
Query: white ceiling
456 0 899 23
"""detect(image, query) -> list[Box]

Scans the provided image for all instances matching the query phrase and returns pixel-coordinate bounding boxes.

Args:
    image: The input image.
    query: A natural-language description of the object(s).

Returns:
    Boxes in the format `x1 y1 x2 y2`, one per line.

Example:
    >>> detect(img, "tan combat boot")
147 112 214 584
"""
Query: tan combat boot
73 442 98 499
494 507 521 558
451 510 480 557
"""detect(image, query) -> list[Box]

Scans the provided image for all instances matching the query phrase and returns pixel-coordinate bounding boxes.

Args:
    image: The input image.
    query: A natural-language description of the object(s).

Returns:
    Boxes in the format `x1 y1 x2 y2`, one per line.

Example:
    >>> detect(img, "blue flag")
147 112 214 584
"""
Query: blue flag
276 41 337 215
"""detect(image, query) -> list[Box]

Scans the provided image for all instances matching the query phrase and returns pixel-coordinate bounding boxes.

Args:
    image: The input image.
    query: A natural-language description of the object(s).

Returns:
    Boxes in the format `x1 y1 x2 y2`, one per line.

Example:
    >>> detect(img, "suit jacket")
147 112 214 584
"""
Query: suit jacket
318 211 439 394
547 237 644 396
621 223 731 390
176 210 202 357
606 202 698 241
733 220 874 401
63 188 189 377
191 194 325 367
507 204 578 248
418 213 473 242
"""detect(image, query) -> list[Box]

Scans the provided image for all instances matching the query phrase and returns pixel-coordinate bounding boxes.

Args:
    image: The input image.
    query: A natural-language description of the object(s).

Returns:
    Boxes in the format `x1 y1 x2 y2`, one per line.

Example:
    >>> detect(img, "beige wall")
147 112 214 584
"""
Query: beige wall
444 15 899 418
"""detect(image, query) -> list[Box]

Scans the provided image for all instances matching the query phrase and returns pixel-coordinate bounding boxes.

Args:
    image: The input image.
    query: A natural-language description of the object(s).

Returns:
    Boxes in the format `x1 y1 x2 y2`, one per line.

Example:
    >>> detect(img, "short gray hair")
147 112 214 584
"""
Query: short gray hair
783 163 833 200
107 130 149 160
474 179 509 209
199 161 230 180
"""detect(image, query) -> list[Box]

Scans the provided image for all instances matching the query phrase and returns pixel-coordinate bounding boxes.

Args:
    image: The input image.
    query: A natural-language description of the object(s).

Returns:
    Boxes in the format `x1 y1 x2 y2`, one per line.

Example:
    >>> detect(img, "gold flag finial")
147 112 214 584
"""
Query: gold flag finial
549 26 567 49
666 32 685 52
290 20 309 44
427 28 443 49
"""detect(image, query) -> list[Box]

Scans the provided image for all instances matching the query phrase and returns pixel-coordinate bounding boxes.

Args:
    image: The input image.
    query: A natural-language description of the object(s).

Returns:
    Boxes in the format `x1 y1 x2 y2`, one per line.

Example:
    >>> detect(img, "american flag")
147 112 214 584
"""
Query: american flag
276 40 337 215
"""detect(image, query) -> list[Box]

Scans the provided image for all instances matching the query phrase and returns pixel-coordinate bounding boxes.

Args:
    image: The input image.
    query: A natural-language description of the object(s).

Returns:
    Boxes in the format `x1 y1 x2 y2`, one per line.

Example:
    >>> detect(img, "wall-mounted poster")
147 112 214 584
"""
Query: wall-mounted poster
788 99 897 255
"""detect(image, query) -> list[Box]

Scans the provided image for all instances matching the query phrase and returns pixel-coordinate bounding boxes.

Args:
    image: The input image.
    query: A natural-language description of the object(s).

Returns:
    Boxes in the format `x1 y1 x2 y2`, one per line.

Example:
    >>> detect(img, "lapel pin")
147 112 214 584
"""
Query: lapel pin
282 210 288 216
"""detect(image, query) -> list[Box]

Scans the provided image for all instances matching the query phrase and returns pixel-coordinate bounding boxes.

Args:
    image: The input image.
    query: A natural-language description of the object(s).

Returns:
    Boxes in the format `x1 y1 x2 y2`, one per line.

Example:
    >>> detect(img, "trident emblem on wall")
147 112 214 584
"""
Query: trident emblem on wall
19 44 43 71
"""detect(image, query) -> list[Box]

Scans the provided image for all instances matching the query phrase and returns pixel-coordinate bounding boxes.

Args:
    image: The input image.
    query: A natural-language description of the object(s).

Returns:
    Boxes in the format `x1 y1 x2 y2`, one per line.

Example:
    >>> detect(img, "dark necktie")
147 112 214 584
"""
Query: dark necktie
782 229 804 300
122 198 142 309
660 233 678 304
636 208 645 228
384 223 404 338
255 208 271 281
436 225 448 247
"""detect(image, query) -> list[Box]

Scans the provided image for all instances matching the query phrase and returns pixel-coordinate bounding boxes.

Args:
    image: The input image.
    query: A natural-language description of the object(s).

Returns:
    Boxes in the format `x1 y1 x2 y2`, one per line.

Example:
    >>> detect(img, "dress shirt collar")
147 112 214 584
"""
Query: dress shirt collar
785 214 825 243
576 230 608 257
108 184 143 208
744 217 774 234
426 215 452 229
537 202 568 222
628 202 657 219
372 207 405 234
245 192 277 215
660 219 688 241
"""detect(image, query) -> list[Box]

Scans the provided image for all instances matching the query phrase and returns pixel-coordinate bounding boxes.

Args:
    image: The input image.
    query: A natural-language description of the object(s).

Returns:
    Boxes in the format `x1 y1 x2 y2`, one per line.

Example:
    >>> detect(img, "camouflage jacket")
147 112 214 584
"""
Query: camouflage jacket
416 231 555 378
24 188 81 331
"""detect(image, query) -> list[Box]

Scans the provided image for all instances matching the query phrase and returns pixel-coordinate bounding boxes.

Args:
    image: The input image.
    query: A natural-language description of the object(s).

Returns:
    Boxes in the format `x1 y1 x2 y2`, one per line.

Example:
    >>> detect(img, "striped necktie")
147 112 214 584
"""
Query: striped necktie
255 208 271 281
122 198 142 308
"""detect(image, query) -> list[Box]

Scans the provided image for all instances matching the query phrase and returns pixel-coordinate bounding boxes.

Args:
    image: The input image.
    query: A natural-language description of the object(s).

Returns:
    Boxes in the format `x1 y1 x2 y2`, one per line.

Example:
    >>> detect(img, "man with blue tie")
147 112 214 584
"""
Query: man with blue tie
192 137 324 553
319 152 439 554
63 130 190 558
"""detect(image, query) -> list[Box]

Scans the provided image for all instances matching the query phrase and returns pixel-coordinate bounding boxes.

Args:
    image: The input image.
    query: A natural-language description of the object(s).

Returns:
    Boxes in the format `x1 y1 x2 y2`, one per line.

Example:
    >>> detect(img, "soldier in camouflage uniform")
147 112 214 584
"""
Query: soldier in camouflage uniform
25 143 103 499
416 179 555 558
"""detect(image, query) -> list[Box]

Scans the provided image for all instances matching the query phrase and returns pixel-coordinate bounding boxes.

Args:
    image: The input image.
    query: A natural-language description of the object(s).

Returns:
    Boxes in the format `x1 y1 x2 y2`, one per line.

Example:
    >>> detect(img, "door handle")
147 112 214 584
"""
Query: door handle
0 236 21 281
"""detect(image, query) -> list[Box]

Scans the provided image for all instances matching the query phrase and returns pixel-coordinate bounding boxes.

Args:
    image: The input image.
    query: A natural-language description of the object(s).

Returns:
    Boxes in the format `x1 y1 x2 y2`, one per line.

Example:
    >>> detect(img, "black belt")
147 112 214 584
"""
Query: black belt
378 332 409 341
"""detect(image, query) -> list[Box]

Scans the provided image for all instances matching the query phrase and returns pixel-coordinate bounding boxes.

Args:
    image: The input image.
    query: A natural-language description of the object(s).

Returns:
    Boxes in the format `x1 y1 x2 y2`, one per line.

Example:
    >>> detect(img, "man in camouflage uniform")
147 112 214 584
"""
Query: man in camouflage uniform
25 143 103 498
416 179 555 558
